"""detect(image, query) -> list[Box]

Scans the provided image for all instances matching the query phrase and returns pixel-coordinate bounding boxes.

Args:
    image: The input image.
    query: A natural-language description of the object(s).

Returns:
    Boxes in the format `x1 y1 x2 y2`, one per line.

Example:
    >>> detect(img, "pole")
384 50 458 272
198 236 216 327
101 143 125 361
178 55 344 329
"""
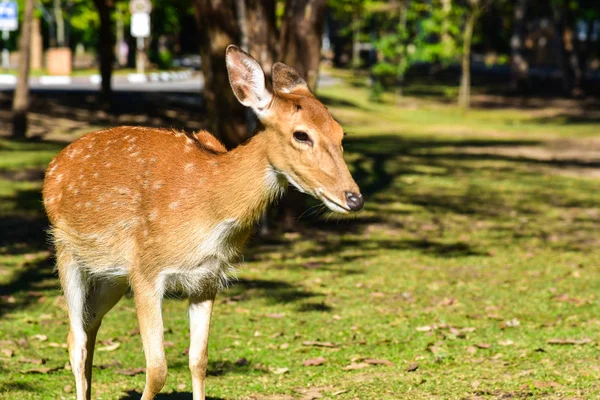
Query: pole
136 36 144 74
1 30 8 68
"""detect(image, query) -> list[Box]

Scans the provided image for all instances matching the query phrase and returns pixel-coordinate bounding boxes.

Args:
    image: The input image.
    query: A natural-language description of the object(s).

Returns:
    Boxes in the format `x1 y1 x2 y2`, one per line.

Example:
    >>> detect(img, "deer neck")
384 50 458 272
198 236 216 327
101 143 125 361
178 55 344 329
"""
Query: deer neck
205 130 286 227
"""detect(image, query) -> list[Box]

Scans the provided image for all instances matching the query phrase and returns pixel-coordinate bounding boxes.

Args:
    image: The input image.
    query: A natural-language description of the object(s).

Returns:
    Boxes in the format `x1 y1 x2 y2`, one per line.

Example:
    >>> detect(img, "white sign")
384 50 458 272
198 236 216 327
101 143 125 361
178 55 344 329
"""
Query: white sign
130 12 150 38
0 1 18 31
130 0 151 14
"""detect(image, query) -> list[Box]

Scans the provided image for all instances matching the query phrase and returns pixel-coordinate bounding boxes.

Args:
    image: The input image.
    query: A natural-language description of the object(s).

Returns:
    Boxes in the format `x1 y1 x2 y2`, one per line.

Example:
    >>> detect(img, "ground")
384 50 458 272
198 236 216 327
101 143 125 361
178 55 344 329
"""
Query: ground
1 74 599 399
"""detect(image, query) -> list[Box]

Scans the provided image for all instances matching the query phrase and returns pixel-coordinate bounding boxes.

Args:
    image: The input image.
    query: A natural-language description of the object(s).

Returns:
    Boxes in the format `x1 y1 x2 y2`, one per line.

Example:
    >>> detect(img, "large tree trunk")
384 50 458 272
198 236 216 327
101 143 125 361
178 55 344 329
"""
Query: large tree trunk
510 0 528 91
194 0 247 149
11 0 35 139
458 7 478 110
553 3 582 96
93 0 114 106
247 0 278 76
280 0 326 91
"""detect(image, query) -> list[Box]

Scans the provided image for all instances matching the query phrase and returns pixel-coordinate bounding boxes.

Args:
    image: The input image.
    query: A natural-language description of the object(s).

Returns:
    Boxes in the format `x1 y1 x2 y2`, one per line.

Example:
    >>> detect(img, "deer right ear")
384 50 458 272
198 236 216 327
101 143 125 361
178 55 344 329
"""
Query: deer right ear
226 45 272 117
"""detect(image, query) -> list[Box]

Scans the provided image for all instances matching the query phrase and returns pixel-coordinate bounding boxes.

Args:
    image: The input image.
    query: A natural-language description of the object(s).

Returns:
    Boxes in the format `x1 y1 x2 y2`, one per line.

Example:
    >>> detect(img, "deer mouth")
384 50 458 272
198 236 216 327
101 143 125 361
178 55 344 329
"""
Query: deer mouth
317 189 351 214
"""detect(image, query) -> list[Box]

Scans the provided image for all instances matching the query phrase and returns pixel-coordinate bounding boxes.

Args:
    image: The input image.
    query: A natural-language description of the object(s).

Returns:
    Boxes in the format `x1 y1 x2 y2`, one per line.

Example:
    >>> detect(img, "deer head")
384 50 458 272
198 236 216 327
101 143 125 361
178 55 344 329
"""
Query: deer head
225 45 363 213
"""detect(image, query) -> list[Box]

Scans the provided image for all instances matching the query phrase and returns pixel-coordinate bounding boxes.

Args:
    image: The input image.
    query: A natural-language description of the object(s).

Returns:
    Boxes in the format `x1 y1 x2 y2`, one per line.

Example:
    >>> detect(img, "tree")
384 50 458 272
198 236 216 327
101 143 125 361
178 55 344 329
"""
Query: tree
11 0 35 139
193 0 247 149
458 0 488 110
510 0 528 91
92 0 114 106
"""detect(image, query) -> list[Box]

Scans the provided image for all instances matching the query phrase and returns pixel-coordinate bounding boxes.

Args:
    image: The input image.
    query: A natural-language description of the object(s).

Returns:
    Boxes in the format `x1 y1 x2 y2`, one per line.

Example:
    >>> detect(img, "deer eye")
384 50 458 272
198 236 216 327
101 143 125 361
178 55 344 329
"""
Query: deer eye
293 131 312 146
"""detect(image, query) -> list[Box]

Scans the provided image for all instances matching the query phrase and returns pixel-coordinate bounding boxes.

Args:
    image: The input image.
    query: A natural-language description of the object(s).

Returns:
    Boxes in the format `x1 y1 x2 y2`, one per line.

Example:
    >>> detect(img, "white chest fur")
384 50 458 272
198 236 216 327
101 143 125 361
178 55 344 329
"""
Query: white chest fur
157 218 242 296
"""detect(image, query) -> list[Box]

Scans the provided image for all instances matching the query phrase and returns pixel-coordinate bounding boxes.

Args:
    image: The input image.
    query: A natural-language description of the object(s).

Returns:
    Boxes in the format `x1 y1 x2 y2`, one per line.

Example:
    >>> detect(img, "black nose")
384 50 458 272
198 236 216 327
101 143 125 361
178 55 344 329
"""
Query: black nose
345 192 364 211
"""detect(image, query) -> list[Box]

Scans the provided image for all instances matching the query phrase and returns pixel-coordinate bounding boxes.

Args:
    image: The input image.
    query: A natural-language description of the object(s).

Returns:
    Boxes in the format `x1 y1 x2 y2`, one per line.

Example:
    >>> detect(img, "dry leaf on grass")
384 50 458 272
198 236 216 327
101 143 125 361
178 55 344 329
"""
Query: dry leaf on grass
116 367 146 376
23 366 61 374
363 358 393 366
269 367 289 375
47 342 68 348
97 342 120 352
234 358 249 366
96 360 123 369
331 389 348 396
17 338 29 348
1 349 14 357
475 343 491 349
302 341 337 348
303 357 327 366
267 313 286 319
547 338 592 345
500 318 520 329
406 362 419 372
32 334 47 342
342 362 370 370
498 339 514 346
19 357 46 365
552 294 584 305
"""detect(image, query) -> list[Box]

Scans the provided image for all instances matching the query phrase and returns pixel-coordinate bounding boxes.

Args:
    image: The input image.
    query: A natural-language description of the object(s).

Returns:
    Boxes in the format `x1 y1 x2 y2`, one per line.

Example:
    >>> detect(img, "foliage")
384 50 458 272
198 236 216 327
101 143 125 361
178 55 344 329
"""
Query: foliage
371 1 467 93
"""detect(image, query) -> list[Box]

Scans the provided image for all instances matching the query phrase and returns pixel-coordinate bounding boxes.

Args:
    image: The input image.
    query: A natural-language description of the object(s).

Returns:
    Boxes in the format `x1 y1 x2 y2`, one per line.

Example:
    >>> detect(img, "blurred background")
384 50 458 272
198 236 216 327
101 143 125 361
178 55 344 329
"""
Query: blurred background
1 1 600 399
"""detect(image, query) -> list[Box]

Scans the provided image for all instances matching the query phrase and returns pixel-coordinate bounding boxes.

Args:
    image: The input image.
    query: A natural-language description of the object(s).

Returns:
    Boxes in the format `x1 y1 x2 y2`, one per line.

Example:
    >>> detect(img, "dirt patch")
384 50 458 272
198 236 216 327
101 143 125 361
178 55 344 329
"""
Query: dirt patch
454 137 600 179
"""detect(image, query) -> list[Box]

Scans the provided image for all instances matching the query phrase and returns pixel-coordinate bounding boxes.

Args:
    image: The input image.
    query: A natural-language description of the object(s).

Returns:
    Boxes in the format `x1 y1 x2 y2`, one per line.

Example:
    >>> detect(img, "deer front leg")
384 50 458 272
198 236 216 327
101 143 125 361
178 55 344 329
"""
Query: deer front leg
188 293 215 400
132 278 167 400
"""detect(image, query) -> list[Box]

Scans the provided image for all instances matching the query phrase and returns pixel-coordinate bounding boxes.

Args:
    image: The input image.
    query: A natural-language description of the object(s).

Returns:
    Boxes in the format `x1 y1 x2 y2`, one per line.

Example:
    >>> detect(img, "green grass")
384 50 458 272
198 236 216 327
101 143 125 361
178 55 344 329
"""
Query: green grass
1 78 600 399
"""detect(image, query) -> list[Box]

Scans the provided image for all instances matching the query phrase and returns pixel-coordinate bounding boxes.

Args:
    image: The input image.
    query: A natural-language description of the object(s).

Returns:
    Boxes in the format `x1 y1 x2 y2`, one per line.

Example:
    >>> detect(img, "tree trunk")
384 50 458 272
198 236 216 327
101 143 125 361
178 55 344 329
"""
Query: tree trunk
246 0 278 77
510 0 528 91
553 3 582 96
351 11 360 69
11 0 35 139
280 0 326 92
396 0 408 102
458 10 477 110
93 0 114 107
194 0 247 149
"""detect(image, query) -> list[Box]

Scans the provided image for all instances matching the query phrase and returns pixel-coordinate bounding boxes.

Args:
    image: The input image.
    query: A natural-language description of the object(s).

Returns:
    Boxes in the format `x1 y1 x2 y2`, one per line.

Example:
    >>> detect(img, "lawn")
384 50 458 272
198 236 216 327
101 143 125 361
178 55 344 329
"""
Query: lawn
1 76 599 400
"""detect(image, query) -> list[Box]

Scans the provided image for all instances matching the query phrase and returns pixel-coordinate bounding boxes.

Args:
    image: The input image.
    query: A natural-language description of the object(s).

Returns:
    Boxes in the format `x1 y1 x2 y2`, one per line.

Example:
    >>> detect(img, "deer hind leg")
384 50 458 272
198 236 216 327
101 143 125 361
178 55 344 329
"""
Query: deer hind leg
82 277 128 398
59 252 127 400
131 276 167 400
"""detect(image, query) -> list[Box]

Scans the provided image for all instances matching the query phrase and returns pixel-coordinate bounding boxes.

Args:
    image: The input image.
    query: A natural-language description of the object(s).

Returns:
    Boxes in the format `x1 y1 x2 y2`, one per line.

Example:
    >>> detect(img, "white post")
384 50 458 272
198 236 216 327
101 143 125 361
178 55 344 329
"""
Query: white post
136 36 144 75
1 30 8 68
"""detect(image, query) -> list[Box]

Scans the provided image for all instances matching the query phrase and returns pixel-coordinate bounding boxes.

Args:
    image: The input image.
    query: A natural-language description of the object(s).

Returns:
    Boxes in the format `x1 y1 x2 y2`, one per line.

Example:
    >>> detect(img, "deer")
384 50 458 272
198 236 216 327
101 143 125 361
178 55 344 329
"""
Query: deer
42 45 363 400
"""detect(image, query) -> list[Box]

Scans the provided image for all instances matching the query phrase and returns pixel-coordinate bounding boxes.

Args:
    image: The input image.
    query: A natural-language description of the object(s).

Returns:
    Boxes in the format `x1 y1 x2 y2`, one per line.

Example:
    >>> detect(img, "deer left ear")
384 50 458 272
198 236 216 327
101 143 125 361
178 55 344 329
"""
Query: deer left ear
226 45 273 118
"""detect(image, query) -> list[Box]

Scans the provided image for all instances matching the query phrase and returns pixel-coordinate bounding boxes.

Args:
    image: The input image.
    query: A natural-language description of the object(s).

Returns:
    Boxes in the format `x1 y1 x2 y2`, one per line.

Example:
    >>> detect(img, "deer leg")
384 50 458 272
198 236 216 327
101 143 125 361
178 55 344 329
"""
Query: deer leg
60 255 128 400
83 278 128 399
132 278 167 400
61 261 90 400
188 293 215 400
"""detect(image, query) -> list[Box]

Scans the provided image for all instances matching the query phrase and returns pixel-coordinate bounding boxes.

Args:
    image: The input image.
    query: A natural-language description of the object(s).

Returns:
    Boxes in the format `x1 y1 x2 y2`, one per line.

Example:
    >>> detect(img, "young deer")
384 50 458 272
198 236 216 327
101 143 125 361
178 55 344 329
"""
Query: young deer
42 45 363 400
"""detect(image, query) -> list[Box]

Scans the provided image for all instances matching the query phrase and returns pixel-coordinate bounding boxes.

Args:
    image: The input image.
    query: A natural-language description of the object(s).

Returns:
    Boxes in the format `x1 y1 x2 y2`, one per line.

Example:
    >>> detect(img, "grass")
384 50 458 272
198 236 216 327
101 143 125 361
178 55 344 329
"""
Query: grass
1 76 600 399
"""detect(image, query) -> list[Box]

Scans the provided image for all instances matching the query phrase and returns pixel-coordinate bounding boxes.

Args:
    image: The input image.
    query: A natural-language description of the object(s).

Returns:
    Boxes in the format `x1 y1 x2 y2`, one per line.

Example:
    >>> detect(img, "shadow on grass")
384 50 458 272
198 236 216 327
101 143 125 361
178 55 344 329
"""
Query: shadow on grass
120 391 224 400
1 120 598 318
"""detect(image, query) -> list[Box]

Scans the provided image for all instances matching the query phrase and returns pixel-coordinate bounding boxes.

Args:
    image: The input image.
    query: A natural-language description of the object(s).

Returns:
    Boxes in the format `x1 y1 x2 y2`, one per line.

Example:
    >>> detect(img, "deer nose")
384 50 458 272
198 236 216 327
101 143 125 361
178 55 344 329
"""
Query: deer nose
345 192 364 211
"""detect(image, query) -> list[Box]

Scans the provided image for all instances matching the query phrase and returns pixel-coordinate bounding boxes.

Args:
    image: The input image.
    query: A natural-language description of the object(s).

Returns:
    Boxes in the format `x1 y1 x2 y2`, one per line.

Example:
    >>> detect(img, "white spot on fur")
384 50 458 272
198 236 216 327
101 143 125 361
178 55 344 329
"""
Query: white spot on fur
152 182 164 190
184 163 194 172
149 210 159 221
169 201 179 210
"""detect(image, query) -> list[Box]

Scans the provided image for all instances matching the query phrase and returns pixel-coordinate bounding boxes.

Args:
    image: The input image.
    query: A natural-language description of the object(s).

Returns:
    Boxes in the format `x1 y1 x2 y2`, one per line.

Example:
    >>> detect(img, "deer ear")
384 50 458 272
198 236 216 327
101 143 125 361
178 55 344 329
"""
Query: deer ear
226 45 273 116
272 62 311 96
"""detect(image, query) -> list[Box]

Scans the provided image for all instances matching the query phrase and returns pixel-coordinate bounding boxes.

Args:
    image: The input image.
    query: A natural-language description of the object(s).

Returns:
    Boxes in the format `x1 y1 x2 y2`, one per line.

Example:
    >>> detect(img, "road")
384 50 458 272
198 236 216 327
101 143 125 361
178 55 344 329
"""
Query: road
0 72 339 93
